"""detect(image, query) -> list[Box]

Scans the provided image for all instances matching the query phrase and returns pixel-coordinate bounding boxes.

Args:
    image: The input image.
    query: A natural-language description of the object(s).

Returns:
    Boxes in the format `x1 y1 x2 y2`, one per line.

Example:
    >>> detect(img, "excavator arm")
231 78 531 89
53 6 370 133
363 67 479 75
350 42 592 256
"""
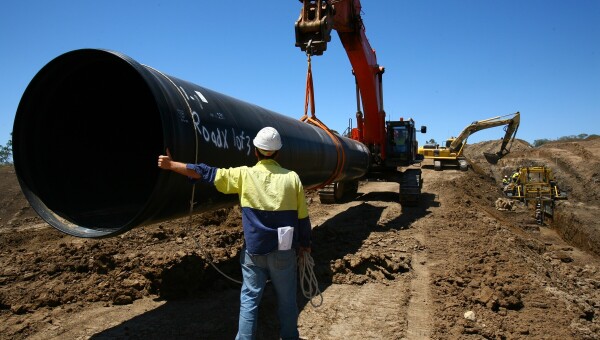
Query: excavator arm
449 111 520 154
295 0 386 157
496 112 520 156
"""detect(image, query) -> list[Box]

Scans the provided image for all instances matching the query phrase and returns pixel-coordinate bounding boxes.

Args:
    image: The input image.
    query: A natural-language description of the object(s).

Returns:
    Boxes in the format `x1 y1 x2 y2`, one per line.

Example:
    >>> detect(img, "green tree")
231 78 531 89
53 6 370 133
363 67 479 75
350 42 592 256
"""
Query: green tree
0 133 13 164
533 138 550 147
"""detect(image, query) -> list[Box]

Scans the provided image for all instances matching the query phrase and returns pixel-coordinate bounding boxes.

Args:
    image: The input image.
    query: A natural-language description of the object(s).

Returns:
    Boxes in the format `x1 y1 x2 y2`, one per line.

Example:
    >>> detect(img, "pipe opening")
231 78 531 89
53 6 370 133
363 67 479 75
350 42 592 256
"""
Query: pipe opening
14 50 163 237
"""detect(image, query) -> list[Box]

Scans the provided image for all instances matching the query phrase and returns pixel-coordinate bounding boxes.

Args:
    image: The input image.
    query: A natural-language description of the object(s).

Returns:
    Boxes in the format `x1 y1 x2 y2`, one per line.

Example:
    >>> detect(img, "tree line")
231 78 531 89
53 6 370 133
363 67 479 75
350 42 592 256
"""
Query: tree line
532 133 599 147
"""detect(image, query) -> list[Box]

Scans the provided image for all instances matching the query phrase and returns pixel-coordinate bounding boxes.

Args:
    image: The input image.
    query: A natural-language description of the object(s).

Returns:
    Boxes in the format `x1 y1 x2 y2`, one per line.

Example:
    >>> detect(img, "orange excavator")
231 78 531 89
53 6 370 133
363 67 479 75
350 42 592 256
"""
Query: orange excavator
295 0 427 205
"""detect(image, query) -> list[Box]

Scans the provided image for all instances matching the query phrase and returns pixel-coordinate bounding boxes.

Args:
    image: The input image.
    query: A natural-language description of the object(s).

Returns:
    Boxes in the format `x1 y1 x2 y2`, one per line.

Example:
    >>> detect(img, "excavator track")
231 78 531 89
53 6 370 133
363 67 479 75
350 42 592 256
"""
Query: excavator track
318 181 359 204
318 184 337 204
399 169 422 206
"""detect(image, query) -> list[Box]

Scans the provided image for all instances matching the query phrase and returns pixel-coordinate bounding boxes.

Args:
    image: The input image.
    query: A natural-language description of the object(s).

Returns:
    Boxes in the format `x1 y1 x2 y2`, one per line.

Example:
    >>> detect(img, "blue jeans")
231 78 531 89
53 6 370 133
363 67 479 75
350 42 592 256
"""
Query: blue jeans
236 248 299 340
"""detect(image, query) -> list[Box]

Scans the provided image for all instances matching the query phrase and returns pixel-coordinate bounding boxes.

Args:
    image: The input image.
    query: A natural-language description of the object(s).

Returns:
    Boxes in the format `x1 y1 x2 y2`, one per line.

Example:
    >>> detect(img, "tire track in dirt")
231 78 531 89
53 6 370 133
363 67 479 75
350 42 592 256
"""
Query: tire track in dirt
299 181 416 339
403 169 463 339
299 281 411 339
405 235 432 339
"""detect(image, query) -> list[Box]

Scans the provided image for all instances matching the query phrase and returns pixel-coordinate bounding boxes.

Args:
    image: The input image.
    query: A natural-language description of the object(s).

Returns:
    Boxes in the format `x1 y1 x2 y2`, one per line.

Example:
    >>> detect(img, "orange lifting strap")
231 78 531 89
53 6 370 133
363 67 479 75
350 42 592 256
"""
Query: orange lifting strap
299 54 346 189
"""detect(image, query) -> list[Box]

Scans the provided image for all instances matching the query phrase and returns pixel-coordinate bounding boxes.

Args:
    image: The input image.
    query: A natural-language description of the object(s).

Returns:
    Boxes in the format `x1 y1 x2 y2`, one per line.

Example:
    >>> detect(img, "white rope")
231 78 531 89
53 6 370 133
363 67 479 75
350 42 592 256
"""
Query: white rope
189 225 242 285
298 251 323 307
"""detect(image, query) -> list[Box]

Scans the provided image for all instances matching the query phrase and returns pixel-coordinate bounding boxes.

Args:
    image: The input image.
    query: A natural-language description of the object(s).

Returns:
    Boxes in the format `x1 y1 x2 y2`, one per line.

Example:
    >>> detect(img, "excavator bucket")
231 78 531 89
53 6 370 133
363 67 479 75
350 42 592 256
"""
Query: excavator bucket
483 151 504 164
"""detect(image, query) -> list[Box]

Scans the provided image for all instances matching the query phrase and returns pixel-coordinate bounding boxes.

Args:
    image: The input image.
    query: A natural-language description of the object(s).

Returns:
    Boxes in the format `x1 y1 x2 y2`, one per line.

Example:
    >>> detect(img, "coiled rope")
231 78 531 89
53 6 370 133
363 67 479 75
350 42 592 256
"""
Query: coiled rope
299 251 323 307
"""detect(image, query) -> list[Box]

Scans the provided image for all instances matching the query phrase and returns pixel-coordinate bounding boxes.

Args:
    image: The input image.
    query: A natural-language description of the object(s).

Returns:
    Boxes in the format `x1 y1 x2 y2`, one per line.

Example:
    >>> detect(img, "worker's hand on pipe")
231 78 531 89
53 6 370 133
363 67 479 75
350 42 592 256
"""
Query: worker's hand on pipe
157 148 173 170
157 149 203 179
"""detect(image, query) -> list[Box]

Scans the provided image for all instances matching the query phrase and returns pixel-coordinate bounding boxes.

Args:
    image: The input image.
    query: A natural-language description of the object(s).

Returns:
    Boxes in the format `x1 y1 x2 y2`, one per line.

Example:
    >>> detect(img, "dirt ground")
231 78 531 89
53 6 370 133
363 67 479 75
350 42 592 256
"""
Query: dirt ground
1 137 599 340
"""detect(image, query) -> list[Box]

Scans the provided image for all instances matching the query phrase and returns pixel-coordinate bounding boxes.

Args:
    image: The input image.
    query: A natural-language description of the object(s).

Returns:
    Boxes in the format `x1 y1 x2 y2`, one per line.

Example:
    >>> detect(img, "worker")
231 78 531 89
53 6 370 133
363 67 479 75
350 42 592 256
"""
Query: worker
392 128 407 153
502 175 510 186
157 126 312 340
512 170 520 183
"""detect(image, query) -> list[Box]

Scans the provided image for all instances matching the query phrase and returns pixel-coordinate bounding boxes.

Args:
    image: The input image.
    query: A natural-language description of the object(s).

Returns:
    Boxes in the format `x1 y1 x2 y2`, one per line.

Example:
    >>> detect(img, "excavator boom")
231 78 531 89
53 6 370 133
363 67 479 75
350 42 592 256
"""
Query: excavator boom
295 0 386 157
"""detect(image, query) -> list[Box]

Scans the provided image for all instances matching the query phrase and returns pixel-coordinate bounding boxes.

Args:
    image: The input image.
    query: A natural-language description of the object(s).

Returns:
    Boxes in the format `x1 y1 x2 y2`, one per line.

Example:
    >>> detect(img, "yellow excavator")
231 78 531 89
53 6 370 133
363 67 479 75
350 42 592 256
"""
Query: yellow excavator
418 111 520 171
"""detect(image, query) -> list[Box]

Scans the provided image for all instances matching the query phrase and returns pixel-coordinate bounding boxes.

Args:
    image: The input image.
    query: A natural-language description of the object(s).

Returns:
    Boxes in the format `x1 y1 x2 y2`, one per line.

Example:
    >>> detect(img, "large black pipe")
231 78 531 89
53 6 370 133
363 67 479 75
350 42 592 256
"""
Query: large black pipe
13 49 370 238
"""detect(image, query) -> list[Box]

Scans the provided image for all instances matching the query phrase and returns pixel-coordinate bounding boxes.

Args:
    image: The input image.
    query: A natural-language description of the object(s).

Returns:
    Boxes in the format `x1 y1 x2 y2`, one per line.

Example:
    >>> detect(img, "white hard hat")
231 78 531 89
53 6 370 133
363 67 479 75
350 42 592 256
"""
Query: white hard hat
253 127 282 154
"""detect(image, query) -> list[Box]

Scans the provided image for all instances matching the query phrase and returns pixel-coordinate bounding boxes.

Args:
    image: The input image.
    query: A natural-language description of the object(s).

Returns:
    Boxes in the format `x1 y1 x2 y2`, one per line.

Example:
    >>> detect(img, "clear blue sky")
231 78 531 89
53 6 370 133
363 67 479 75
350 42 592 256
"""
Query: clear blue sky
1 1 598 149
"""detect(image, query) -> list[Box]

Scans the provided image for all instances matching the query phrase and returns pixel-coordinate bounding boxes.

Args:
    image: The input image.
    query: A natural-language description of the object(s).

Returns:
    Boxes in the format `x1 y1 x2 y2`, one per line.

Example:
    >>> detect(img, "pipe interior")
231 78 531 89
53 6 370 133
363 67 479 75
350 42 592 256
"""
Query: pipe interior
15 52 163 232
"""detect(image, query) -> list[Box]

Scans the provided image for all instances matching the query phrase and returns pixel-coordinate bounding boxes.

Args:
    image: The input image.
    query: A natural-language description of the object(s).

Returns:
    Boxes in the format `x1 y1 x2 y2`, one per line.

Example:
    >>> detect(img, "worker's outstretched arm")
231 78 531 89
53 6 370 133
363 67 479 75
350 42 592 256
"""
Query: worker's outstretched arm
157 149 217 183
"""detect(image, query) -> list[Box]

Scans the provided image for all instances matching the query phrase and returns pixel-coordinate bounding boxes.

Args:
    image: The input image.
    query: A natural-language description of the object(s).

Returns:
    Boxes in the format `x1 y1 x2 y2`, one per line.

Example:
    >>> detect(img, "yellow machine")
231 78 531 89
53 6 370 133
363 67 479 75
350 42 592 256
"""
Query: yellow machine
418 112 520 171
504 166 567 224
505 166 567 201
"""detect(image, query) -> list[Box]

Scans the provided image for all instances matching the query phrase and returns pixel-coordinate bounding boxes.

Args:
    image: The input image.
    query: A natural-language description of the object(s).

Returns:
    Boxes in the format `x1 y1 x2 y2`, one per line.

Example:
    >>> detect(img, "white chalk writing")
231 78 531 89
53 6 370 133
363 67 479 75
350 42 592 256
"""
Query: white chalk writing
195 90 208 103
191 111 252 156
232 128 252 155
177 109 189 123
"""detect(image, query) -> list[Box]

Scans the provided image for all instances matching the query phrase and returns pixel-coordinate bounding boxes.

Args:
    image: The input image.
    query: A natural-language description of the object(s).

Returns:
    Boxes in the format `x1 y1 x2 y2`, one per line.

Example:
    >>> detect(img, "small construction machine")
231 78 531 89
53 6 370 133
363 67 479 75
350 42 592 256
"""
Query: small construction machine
418 112 520 171
504 166 567 224
505 166 568 201
295 0 426 205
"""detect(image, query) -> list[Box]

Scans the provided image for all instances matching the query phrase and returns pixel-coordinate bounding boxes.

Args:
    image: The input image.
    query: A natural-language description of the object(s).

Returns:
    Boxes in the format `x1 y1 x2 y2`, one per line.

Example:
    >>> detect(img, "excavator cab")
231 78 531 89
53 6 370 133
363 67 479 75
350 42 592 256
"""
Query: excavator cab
386 119 426 167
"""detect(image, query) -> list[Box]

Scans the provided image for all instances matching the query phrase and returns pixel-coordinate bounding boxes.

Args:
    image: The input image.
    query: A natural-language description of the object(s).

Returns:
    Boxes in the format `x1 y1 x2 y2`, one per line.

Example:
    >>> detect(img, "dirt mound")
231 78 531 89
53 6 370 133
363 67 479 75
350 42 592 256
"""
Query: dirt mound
1 137 599 339
466 137 600 256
